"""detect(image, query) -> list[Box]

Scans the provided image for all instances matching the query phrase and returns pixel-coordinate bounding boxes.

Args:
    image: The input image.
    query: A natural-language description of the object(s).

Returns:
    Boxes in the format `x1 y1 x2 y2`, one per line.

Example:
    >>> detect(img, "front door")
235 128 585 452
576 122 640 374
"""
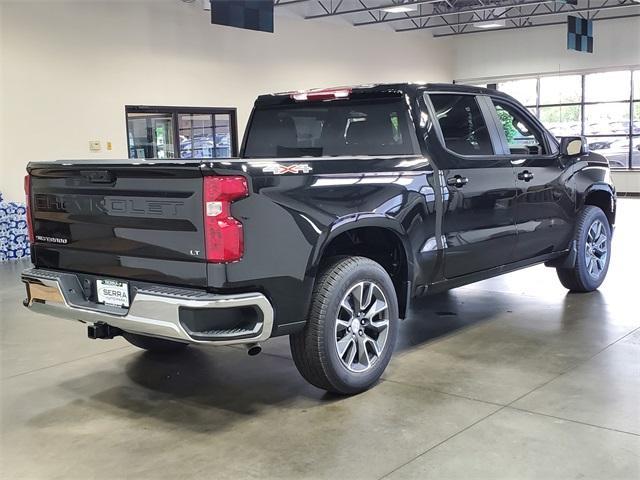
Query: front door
487 97 575 261
426 93 519 279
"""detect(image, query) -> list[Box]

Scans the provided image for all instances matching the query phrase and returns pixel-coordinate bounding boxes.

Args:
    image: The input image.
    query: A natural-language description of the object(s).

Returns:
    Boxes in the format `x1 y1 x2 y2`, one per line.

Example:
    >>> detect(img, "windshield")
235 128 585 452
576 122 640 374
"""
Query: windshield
243 97 416 158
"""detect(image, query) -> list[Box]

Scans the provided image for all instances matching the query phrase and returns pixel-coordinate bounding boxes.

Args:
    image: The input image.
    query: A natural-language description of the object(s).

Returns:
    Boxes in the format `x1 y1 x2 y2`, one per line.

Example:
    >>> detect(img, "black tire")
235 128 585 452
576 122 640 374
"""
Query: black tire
123 332 189 353
557 205 611 292
290 256 399 395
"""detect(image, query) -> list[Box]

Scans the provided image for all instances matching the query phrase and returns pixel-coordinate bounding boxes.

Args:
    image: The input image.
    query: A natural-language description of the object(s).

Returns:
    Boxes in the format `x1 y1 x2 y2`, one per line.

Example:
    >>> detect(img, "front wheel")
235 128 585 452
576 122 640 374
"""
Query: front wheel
290 256 399 395
557 205 611 292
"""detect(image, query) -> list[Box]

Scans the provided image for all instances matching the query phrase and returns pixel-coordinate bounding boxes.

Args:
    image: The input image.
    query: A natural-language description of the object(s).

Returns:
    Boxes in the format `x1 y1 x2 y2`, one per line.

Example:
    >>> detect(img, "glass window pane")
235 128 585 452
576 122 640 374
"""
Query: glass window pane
179 113 212 129
634 71 640 101
497 78 537 106
584 103 630 135
587 136 631 169
539 75 581 105
179 113 214 158
584 71 631 102
494 101 545 155
429 94 494 156
214 114 232 157
244 98 416 158
634 102 640 135
127 112 175 159
539 105 582 137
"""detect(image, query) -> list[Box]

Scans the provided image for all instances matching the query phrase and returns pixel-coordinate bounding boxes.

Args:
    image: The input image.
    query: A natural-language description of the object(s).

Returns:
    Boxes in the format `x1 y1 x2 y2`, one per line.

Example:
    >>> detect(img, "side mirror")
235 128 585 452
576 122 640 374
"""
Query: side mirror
560 136 588 157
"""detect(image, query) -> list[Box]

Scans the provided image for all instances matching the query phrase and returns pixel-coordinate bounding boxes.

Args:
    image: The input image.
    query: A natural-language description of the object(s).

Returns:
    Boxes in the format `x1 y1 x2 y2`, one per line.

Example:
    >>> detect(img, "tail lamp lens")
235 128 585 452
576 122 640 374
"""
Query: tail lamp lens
24 175 34 244
203 176 248 263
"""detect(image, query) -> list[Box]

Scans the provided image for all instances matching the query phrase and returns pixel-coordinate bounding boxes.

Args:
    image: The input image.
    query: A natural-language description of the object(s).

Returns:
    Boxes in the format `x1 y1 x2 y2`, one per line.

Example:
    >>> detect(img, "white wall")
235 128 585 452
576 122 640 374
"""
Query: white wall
0 0 453 201
610 171 640 194
452 16 640 81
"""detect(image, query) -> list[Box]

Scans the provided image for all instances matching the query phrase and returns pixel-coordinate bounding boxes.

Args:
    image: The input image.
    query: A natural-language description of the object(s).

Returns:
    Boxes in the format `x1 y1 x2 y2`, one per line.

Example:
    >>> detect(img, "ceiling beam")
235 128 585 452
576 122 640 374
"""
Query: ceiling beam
396 1 639 31
432 11 640 36
305 0 440 19
356 1 557 26
274 0 314 6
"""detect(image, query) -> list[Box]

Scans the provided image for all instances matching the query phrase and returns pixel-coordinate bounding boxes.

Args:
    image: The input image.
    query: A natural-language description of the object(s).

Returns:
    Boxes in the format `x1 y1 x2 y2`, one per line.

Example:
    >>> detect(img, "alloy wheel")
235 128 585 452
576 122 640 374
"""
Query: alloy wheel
584 219 608 278
334 281 390 373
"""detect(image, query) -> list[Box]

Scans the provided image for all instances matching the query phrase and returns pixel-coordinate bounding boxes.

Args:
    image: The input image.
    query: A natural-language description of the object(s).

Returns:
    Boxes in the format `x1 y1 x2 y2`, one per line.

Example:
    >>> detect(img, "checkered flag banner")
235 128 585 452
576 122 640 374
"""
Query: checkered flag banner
567 15 593 53
211 0 274 33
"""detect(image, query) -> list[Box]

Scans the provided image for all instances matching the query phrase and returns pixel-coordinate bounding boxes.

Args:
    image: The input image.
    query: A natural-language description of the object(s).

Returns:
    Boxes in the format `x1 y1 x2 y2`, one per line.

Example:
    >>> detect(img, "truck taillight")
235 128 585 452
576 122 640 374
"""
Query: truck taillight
203 176 248 263
24 175 34 244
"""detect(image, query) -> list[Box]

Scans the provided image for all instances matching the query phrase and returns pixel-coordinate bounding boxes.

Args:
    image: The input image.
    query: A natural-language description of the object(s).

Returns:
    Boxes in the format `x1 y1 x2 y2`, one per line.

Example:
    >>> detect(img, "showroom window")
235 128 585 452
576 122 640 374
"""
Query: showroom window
461 68 640 169
126 106 238 159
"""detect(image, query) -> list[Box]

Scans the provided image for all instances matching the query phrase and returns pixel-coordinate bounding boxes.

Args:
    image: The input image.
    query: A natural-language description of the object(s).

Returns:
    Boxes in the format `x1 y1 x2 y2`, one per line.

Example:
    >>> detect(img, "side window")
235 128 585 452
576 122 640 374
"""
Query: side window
493 100 546 155
429 94 494 156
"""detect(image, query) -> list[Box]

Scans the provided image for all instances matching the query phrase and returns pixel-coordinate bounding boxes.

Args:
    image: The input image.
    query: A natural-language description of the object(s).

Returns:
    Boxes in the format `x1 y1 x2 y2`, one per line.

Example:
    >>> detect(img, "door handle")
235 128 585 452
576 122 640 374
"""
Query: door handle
517 170 534 182
447 175 469 188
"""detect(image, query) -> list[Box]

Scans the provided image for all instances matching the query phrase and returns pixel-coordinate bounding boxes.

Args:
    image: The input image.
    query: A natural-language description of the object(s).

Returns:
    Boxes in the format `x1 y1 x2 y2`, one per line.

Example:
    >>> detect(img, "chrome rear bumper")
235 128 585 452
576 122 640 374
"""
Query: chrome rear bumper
21 268 274 346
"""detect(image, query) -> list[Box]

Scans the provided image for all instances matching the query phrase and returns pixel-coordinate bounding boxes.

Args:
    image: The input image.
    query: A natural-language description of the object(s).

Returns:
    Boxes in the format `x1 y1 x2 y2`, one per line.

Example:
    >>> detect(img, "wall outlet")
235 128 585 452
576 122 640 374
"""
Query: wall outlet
106 141 113 151
89 140 101 152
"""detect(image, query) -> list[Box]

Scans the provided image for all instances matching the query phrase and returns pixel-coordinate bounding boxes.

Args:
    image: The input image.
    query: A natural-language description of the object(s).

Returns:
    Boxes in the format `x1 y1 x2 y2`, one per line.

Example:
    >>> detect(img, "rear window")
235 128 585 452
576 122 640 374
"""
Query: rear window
243 98 416 158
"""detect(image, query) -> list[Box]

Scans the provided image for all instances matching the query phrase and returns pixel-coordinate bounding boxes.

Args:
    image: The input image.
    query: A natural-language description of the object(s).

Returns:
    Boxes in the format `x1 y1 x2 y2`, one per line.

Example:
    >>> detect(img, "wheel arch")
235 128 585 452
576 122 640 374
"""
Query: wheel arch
582 183 616 228
310 216 414 319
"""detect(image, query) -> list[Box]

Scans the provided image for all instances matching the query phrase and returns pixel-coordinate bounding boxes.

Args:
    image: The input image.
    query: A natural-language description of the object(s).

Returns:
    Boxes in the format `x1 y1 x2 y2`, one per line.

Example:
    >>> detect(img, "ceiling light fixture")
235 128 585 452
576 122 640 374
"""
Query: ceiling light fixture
380 5 418 13
474 8 506 29
474 20 506 28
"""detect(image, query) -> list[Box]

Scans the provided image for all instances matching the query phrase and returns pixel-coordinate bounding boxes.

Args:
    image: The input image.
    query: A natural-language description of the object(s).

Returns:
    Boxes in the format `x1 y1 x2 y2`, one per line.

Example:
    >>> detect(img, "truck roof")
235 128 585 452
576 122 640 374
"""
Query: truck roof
255 82 513 106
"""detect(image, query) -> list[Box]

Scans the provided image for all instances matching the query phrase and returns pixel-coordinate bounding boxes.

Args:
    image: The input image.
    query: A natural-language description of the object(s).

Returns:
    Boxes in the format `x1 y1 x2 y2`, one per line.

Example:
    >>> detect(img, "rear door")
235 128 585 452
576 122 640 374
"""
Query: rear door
425 92 519 279
486 96 575 261
28 161 207 286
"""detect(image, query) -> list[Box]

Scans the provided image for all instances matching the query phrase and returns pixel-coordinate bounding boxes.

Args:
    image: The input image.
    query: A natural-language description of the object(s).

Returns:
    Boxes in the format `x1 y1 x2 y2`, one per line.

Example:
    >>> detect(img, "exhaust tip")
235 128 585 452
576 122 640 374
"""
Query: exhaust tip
246 343 262 356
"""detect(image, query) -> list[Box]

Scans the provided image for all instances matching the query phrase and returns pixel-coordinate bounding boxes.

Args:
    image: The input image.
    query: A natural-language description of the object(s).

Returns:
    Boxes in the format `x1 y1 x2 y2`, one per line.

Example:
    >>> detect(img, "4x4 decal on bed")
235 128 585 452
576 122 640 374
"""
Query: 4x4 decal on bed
262 163 312 175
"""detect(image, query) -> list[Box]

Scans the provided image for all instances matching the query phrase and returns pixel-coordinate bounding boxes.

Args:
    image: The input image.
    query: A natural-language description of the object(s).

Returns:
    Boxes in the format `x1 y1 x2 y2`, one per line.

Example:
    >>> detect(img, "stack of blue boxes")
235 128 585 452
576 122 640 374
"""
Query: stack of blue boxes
0 192 31 262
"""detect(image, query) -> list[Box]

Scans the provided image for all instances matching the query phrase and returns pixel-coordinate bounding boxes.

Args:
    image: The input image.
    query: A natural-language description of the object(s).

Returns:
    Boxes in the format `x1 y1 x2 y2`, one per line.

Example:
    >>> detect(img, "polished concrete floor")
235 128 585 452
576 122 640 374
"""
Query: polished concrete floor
1 199 639 479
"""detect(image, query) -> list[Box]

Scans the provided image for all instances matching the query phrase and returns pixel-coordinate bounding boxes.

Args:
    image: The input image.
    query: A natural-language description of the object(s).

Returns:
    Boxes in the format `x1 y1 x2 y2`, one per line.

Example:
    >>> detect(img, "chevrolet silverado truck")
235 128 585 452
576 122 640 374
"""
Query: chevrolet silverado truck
22 83 616 394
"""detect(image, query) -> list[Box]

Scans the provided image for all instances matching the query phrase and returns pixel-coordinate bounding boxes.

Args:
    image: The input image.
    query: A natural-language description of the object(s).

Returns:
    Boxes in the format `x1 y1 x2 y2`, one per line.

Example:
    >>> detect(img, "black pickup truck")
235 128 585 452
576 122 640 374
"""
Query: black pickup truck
22 83 616 394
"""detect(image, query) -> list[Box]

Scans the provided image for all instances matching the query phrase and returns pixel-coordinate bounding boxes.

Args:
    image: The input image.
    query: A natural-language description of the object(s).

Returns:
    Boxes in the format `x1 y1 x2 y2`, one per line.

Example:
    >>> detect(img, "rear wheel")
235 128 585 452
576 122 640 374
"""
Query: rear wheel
290 256 399 395
123 332 189 353
557 205 611 292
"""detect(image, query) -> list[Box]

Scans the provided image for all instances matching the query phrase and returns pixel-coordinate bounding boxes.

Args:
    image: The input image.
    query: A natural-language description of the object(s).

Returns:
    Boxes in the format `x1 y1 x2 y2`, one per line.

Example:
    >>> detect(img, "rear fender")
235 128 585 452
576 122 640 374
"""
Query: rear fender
307 214 415 319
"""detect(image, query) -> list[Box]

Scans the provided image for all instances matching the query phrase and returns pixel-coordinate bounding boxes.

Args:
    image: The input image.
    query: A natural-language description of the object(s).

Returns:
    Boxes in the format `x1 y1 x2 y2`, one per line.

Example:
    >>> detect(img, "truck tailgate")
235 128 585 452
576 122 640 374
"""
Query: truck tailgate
27 161 207 287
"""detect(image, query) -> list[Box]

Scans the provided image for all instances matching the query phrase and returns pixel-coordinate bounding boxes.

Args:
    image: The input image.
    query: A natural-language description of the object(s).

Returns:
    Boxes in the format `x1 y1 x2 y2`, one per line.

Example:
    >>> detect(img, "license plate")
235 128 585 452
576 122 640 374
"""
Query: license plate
96 279 130 308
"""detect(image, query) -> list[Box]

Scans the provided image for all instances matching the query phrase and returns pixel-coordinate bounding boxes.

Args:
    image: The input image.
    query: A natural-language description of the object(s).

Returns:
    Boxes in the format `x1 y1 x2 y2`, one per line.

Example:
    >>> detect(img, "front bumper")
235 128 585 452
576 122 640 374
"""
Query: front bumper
21 268 274 346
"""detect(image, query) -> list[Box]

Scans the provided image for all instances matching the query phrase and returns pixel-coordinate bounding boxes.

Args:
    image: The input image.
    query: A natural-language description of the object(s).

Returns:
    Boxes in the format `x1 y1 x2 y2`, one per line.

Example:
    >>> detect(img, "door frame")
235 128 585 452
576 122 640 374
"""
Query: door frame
422 91 507 164
421 90 520 279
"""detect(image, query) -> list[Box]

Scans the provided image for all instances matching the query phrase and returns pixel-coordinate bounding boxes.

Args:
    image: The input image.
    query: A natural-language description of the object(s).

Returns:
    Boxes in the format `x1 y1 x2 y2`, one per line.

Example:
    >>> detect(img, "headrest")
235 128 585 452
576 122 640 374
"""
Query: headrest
345 115 394 146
